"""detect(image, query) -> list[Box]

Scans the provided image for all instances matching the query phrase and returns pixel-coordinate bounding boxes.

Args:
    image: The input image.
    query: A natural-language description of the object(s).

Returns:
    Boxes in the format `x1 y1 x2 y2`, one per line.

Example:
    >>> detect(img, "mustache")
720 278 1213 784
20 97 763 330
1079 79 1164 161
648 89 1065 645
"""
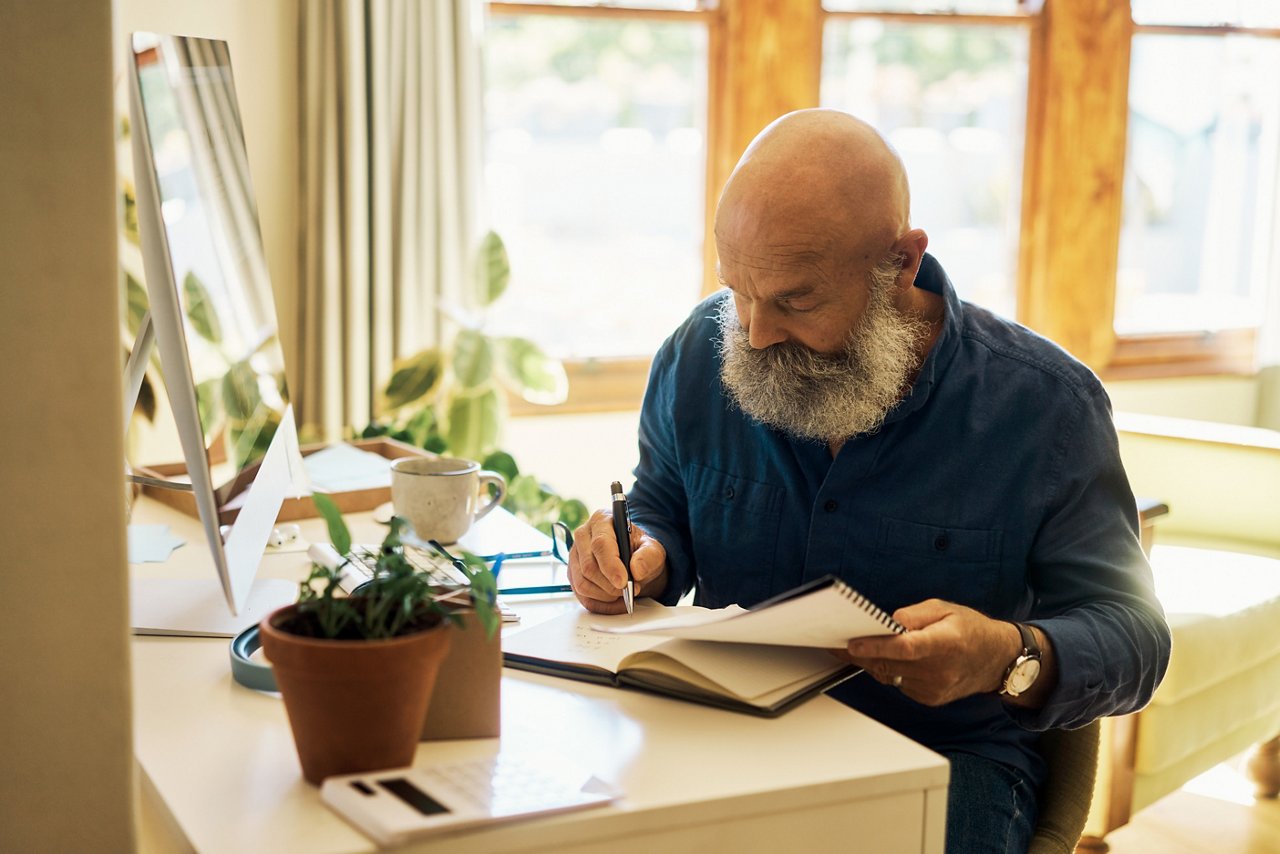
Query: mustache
713 279 930 443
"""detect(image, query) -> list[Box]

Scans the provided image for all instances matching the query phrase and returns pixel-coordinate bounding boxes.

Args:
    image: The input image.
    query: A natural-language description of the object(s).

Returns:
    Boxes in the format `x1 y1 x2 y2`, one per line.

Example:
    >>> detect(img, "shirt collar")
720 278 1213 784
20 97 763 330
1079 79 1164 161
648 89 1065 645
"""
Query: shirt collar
882 252 962 426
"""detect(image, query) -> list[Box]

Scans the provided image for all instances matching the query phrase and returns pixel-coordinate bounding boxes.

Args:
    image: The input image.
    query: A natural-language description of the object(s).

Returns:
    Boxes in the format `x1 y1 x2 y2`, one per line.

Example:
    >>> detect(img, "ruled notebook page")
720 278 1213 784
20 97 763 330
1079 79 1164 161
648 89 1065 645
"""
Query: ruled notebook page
597 578 901 648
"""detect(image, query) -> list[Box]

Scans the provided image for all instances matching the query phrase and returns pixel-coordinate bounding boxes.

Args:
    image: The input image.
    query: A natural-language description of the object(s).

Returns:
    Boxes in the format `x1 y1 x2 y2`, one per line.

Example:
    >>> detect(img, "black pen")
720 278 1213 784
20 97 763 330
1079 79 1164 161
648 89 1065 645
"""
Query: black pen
611 480 635 616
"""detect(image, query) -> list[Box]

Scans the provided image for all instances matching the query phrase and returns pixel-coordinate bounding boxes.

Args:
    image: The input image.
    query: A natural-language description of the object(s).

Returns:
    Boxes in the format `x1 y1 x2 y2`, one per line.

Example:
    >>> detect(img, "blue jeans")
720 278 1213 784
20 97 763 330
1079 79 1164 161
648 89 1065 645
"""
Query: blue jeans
941 751 1038 854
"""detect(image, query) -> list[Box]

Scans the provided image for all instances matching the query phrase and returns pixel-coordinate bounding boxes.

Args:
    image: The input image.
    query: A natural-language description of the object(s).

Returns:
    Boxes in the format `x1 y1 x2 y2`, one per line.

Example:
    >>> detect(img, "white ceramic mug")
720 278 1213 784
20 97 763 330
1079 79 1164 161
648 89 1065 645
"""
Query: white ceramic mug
390 457 507 544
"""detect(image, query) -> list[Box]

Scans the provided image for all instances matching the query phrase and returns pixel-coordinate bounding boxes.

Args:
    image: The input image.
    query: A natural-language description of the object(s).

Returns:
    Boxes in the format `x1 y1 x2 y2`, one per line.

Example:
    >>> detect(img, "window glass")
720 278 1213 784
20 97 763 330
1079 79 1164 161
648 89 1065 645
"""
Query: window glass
1115 35 1280 334
482 14 708 359
824 1 1022 14
496 0 707 9
821 19 1028 319
1131 0 1280 28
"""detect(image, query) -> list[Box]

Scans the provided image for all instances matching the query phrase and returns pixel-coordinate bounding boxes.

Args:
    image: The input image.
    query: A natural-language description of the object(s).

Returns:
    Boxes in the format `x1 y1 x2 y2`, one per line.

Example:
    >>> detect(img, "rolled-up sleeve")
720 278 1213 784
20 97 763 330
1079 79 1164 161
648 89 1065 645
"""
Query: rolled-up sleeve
1010 384 1172 730
627 339 696 606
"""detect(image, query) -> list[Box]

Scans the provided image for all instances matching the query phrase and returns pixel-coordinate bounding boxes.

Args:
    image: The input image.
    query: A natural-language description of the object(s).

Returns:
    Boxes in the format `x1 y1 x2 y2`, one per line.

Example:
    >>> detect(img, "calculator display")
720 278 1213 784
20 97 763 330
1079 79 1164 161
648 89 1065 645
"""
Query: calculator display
377 778 451 815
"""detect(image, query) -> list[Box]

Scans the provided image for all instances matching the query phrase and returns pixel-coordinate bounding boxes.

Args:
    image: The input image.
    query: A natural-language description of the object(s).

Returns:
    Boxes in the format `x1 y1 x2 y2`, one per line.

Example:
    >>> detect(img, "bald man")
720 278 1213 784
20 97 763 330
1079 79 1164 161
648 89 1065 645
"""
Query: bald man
568 109 1170 853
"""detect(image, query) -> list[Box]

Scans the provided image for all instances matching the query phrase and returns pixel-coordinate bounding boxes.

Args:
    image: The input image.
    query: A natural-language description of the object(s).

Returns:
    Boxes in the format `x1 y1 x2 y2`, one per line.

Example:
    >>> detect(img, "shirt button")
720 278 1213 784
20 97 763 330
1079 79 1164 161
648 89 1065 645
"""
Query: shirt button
724 486 735 499
824 500 838 512
934 534 949 551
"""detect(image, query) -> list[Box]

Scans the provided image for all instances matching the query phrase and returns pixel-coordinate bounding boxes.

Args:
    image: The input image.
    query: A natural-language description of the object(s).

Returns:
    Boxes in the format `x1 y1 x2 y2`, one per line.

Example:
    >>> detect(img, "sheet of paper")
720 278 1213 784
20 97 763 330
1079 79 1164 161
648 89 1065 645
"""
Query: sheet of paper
303 442 394 492
598 582 897 647
130 577 297 637
456 506 555 554
501 601 679 672
127 524 185 563
633 638 847 702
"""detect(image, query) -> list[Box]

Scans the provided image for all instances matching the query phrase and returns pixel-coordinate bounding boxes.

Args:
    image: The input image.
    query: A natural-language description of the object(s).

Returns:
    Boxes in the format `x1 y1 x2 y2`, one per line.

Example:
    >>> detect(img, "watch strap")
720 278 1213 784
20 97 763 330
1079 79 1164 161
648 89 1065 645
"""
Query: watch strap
1014 621 1039 658
999 622 1041 696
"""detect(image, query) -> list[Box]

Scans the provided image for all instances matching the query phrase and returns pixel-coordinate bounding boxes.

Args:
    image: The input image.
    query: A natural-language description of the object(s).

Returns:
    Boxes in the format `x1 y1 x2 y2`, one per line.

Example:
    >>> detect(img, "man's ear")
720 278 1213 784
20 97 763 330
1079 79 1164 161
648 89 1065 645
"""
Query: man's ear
892 228 929 288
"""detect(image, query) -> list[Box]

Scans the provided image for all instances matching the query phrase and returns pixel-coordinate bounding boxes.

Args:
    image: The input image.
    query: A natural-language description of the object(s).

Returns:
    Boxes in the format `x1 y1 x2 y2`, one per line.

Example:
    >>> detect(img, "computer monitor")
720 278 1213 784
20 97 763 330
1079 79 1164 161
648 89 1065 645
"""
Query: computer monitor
126 31 304 630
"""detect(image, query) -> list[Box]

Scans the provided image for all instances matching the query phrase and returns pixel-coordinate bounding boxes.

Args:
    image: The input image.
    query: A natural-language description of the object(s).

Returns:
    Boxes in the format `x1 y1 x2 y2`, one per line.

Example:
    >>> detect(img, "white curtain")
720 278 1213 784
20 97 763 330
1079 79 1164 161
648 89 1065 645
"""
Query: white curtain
297 0 483 440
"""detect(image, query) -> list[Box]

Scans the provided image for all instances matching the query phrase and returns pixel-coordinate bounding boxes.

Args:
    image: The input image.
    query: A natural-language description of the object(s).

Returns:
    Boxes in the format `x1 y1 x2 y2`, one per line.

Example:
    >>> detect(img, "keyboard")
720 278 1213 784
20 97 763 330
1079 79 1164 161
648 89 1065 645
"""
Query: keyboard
307 542 519 622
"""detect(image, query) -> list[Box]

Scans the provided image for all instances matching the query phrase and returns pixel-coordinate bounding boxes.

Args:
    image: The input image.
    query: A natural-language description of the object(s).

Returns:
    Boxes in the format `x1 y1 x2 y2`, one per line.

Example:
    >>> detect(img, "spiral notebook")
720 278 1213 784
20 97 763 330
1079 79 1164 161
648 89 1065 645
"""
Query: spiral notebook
502 576 901 717
597 574 906 647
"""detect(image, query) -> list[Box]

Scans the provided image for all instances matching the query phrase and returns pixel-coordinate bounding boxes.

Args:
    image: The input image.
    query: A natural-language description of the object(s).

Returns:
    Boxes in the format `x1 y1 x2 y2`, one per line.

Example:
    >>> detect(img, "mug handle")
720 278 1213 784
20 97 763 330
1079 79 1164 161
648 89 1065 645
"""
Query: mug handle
473 471 507 522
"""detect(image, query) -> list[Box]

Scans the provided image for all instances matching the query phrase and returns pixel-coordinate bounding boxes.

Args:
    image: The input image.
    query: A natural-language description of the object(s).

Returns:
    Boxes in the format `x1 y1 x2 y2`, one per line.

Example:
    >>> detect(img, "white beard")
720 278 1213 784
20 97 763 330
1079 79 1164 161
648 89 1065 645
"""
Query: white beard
716 264 931 443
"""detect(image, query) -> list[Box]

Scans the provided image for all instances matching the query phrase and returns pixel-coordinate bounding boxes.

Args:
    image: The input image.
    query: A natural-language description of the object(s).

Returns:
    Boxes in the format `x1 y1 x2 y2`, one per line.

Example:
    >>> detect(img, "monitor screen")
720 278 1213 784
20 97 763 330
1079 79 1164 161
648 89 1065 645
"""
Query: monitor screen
128 31 303 625
131 32 291 506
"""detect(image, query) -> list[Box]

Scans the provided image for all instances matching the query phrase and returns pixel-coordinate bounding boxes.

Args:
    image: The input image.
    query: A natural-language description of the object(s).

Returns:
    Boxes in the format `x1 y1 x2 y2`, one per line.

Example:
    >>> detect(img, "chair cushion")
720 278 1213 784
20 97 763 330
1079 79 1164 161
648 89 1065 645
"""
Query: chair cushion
1148 545 1280 704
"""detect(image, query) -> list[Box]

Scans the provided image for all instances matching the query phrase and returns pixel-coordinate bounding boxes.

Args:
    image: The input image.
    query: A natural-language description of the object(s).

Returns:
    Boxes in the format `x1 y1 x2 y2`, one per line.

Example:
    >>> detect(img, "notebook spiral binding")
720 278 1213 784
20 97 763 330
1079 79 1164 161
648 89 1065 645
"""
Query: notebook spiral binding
834 579 907 634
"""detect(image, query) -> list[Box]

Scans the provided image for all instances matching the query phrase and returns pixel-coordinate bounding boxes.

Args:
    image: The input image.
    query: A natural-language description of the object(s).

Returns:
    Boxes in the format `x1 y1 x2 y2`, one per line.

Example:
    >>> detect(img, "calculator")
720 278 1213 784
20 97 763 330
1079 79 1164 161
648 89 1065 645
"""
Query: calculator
320 753 620 847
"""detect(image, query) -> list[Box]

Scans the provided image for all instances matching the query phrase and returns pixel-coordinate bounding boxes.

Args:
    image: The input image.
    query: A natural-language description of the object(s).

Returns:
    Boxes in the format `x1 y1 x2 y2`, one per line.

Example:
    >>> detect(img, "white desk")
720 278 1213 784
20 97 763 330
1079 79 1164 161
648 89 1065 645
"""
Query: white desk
130 499 949 853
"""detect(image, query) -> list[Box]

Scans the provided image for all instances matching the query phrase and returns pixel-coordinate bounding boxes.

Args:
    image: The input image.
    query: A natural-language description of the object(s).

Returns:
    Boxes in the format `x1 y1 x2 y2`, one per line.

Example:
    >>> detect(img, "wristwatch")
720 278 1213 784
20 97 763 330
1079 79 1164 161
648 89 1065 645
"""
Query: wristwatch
999 622 1042 697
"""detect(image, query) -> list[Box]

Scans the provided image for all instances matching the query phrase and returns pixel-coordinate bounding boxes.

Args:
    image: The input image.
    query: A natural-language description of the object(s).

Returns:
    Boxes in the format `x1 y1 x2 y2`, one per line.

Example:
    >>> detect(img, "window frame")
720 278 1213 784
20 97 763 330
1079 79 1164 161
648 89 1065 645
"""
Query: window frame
488 1 1271 417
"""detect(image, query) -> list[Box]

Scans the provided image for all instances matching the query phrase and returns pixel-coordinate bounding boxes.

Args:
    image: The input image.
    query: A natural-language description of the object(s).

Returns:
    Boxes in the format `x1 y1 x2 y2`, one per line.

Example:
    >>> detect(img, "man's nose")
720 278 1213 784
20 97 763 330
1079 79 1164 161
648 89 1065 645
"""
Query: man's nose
745 305 787 350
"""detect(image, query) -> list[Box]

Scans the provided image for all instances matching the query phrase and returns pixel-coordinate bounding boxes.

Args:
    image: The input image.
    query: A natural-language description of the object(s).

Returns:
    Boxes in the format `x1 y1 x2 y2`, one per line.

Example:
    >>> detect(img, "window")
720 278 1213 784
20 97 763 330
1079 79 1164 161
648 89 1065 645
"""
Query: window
822 13 1029 318
1117 34 1280 336
483 2 710 387
480 1 1275 413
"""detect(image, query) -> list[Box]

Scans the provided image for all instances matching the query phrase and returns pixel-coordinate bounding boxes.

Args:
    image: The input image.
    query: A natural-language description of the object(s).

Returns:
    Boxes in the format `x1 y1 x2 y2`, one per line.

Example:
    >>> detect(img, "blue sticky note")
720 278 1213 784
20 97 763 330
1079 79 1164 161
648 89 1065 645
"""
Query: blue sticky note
128 524 186 563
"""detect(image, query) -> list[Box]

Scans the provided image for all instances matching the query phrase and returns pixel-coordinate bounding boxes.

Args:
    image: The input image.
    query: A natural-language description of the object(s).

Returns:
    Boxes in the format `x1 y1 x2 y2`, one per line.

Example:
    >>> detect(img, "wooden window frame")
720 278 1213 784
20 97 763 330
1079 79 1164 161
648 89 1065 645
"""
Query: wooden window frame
489 1 1271 417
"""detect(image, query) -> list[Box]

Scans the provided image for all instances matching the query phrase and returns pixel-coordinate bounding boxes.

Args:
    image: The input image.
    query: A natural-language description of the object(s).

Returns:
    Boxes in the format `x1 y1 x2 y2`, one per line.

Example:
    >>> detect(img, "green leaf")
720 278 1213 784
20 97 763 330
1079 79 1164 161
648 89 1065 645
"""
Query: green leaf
481 450 519 483
404 406 441 449
495 337 568 405
125 272 149 337
383 348 443 411
456 550 499 640
360 422 391 439
446 388 502 460
311 492 351 557
558 498 589 530
452 329 493 389
221 359 262 422
122 181 140 246
473 230 510 306
507 473 546 514
423 434 449 454
195 377 222 437
182 271 222 344
228 406 280 471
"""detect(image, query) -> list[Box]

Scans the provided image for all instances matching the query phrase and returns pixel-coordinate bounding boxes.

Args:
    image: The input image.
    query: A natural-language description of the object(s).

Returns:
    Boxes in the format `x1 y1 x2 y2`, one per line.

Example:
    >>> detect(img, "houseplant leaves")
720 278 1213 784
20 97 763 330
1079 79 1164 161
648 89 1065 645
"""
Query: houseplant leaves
473 229 510 306
496 336 569 405
384 348 444 411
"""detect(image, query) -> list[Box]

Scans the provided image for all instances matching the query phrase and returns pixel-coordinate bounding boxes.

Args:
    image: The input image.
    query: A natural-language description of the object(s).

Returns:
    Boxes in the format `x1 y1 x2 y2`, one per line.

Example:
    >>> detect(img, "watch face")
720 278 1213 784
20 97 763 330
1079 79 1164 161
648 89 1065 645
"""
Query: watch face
1007 658 1041 695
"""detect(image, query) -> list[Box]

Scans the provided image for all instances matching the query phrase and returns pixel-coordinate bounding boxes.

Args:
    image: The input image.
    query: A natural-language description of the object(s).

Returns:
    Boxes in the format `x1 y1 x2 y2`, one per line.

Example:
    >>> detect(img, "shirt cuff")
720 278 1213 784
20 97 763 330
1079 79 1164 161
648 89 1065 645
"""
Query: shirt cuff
1004 616 1103 731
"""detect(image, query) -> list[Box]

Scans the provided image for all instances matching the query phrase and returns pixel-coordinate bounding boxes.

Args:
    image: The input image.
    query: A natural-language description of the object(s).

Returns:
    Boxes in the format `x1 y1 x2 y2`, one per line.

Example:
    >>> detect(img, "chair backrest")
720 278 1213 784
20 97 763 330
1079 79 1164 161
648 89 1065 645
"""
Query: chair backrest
1028 720 1101 854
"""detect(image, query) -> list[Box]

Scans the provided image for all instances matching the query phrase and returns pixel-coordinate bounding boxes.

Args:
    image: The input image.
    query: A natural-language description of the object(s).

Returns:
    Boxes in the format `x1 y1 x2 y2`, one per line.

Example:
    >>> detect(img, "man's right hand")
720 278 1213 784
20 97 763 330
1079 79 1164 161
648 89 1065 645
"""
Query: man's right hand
567 509 669 614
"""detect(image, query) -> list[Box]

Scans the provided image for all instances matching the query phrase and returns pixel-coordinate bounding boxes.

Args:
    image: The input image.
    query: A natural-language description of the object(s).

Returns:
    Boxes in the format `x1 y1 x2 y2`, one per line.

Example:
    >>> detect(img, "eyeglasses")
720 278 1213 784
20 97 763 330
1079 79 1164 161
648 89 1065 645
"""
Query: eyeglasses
470 520 574 566
426 522 575 596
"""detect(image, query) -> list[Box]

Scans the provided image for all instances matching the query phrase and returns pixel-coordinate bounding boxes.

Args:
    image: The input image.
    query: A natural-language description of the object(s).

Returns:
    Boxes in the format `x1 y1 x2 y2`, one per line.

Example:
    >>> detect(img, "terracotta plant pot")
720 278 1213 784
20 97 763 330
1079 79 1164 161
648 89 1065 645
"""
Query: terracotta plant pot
260 604 453 785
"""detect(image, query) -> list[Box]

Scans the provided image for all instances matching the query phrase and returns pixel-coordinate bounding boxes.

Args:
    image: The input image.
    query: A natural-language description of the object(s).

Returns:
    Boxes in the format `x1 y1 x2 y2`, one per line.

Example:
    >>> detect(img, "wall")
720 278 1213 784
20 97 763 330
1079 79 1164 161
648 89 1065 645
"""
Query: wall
504 411 643 507
0 1 135 849
1104 374 1263 427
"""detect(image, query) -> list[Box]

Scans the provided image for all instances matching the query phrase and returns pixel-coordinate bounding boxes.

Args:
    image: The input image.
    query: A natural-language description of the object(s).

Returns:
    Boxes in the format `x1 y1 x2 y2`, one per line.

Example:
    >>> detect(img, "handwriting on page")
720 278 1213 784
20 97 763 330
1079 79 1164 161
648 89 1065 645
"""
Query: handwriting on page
572 624 620 651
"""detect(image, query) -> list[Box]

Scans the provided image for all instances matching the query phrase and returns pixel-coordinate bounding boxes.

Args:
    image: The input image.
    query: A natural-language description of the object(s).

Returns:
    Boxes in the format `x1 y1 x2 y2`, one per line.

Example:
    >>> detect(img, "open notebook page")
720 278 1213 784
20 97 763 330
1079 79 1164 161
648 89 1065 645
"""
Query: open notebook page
503 604 849 702
625 638 848 702
596 580 899 647
502 600 682 672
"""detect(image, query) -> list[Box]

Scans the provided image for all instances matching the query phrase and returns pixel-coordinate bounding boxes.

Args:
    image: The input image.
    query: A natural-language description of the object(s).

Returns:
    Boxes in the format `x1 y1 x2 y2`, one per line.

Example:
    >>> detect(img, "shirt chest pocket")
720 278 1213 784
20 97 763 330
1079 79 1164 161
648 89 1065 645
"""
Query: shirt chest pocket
866 517 1004 613
686 463 783 607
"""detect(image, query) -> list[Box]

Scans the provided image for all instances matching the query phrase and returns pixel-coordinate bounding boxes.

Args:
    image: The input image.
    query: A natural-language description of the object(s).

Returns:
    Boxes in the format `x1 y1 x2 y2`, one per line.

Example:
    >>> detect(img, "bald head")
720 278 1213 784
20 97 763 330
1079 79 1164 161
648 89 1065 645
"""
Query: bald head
715 109 911 270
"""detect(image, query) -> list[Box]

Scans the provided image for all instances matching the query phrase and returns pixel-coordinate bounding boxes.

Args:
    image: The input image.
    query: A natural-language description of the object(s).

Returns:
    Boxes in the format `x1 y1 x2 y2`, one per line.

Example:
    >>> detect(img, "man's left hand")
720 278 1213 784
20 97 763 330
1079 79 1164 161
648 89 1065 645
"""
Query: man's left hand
839 599 1027 707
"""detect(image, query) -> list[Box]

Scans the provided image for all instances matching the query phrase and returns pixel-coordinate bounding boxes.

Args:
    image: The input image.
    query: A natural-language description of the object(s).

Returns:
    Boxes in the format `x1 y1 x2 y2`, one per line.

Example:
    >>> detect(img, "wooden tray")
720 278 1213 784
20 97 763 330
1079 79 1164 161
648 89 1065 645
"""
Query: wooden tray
136 437 431 525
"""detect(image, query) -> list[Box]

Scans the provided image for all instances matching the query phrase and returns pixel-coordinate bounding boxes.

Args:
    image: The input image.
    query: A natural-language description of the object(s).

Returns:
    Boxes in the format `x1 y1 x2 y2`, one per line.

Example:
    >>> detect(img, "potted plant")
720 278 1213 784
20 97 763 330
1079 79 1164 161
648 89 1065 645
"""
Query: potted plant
259 493 498 785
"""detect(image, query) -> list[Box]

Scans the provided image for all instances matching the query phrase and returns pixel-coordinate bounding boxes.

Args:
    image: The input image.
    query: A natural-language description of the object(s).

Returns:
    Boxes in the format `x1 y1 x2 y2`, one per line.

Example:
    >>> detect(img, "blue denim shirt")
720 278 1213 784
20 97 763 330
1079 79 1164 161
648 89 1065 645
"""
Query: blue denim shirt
629 254 1171 787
